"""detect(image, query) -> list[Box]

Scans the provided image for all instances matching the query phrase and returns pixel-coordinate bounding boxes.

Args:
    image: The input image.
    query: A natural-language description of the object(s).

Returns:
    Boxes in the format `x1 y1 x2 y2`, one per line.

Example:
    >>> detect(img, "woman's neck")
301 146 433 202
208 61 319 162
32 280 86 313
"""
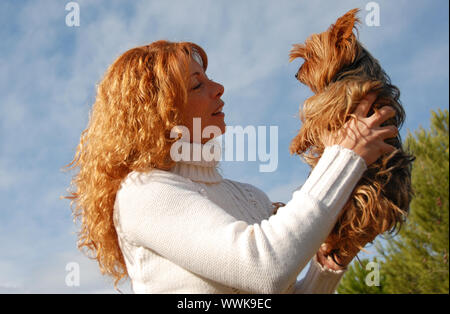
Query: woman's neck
169 140 223 183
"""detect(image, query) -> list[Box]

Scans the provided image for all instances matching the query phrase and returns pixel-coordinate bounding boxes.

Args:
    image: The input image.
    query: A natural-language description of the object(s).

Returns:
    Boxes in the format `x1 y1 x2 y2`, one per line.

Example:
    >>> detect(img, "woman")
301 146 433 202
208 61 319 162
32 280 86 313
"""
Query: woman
65 40 397 293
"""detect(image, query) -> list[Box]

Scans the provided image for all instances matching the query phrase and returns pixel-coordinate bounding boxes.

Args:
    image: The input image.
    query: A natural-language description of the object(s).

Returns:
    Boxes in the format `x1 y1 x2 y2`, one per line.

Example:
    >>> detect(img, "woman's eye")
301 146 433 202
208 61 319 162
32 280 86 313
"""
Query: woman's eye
192 83 202 90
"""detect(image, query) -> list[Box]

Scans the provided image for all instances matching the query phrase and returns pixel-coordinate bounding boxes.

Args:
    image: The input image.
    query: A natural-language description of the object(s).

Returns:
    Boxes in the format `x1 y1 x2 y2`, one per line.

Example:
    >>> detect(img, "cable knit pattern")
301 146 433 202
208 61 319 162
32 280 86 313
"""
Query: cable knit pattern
113 141 367 294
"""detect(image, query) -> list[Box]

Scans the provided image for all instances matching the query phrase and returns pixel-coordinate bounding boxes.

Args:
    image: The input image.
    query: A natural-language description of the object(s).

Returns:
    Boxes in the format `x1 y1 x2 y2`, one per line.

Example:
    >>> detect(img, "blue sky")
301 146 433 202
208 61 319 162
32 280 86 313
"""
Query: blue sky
0 0 448 293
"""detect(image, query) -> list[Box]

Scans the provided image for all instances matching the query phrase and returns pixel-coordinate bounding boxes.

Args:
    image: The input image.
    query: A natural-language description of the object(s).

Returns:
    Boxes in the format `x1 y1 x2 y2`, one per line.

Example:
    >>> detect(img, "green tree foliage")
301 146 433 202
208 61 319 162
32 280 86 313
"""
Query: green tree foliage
337 109 449 294
337 257 386 294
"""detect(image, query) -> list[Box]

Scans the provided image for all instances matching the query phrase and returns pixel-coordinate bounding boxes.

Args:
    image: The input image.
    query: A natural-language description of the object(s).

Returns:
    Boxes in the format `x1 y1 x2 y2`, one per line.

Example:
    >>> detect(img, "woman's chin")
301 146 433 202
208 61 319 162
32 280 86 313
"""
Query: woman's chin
202 124 226 143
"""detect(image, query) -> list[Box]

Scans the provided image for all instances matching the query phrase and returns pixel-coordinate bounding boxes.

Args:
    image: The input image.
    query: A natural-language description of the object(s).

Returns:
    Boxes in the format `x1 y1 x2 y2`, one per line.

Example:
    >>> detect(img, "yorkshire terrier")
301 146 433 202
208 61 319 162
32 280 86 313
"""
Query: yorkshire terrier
289 8 414 264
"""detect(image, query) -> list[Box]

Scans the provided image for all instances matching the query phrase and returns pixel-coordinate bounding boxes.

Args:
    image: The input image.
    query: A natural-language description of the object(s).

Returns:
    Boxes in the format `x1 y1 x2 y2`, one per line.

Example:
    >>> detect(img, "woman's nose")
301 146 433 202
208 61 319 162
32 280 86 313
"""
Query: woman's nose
214 81 224 98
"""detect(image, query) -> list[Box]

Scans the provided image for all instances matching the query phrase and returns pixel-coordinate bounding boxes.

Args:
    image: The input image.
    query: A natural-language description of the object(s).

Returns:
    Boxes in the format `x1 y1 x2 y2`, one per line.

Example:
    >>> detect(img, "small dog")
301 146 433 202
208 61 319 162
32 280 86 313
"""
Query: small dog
289 9 414 263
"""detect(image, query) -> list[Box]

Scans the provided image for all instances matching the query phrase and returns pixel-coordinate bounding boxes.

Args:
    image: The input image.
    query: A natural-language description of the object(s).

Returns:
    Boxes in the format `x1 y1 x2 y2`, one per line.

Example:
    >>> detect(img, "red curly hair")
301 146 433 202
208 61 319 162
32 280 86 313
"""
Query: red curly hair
64 40 208 288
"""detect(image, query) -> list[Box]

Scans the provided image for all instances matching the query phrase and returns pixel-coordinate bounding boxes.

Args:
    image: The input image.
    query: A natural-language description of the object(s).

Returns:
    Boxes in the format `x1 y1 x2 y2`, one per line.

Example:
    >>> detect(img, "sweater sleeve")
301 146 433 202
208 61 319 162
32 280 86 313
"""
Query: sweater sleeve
292 254 347 293
114 145 366 294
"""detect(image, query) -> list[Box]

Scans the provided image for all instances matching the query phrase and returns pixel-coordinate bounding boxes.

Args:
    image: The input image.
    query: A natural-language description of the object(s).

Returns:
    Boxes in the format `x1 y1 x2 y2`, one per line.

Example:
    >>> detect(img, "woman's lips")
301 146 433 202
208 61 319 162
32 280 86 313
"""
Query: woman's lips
212 103 224 116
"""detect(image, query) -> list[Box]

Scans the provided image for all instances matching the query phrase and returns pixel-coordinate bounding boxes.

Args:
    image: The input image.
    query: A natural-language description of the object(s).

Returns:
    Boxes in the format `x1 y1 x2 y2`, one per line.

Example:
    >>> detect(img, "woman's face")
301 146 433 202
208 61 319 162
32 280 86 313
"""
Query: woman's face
183 58 225 143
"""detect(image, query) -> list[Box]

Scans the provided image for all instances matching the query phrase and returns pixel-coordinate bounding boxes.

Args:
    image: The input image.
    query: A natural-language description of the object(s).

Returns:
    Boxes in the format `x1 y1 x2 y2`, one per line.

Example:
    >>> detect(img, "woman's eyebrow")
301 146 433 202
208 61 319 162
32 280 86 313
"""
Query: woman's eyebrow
190 72 201 77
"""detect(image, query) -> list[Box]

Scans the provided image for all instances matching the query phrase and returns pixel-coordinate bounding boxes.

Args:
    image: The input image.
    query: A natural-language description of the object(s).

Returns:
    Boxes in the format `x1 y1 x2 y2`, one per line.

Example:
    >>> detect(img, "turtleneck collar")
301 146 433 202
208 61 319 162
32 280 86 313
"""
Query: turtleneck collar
169 139 223 184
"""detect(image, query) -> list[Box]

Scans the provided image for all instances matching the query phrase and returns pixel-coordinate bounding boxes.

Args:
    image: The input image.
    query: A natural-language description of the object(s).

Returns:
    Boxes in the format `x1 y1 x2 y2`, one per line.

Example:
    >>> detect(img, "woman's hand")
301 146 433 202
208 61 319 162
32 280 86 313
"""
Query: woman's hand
323 93 398 166
316 244 356 271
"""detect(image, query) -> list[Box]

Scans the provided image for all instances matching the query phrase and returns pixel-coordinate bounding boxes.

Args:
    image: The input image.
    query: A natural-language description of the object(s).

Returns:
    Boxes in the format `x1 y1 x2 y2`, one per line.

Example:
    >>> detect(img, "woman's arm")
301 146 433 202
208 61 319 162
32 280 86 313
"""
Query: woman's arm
115 145 366 294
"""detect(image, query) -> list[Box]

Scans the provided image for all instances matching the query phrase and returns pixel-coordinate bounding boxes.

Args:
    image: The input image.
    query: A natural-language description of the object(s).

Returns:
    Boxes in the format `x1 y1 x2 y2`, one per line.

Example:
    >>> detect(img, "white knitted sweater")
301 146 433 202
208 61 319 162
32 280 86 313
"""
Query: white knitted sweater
113 142 367 294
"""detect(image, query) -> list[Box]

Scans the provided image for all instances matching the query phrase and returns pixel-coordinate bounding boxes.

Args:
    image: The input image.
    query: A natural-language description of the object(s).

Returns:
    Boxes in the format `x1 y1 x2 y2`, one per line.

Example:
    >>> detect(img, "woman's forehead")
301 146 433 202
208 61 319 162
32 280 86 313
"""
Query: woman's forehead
189 58 204 74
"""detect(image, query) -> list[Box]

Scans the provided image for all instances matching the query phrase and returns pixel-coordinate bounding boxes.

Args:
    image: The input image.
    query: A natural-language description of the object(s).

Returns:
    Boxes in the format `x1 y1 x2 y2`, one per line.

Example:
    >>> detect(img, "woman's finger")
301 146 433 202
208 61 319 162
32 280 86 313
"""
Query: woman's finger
367 106 396 127
354 93 377 117
379 141 397 155
375 125 398 141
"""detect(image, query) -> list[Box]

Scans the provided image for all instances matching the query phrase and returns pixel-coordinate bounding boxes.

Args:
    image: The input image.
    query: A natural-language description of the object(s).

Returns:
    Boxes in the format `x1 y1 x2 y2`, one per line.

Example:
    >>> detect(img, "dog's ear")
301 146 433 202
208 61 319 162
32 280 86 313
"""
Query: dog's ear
289 44 306 62
329 8 360 46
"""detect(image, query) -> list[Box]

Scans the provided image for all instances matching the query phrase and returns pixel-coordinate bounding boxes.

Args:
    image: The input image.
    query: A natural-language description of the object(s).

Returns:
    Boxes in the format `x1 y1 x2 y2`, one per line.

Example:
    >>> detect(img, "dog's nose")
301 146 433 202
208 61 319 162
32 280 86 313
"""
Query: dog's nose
295 73 298 79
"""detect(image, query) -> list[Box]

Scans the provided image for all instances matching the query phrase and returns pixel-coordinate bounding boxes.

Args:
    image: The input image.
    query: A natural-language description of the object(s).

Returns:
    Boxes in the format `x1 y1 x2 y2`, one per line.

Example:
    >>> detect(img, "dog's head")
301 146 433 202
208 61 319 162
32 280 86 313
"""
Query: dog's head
290 8 361 93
